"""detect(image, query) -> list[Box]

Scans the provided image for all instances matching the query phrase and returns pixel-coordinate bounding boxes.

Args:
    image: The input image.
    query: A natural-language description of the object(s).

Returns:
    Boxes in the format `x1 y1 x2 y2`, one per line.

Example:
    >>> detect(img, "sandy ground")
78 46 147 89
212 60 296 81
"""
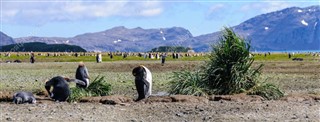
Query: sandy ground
1 94 319 122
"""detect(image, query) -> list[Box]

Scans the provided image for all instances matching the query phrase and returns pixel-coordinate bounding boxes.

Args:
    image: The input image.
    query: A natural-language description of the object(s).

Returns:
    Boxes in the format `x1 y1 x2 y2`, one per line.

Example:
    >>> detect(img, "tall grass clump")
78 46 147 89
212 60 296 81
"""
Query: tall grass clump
169 70 207 96
68 76 112 102
202 27 262 95
169 27 284 100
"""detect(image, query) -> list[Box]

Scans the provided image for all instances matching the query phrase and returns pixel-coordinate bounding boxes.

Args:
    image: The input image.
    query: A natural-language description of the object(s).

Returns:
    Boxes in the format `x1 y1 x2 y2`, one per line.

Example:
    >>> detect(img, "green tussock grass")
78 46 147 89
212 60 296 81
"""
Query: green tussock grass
247 82 284 100
68 76 112 102
169 70 207 96
169 27 284 100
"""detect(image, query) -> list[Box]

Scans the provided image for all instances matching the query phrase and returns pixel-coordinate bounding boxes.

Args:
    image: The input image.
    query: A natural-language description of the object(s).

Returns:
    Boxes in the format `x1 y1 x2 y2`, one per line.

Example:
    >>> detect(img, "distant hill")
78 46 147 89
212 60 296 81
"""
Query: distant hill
150 46 191 52
0 42 86 52
14 26 197 52
7 5 320 52
0 31 15 46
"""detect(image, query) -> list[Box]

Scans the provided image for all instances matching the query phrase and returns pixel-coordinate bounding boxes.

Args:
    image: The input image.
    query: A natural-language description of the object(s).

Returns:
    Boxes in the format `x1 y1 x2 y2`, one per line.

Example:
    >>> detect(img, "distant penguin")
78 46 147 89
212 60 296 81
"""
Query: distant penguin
13 91 36 104
96 53 102 63
132 65 152 101
45 76 86 102
75 62 90 88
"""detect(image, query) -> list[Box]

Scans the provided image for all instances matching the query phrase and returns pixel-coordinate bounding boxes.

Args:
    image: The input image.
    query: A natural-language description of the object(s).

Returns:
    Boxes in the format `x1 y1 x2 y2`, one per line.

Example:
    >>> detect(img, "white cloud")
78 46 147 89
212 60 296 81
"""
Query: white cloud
2 0 163 25
208 4 225 13
260 2 291 13
240 1 291 13
205 4 227 20
140 8 163 16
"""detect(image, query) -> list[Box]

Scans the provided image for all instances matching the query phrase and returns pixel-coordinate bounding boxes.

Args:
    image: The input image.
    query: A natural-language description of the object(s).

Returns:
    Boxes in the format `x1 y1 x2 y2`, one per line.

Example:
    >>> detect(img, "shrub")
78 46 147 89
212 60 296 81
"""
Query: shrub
169 27 284 100
68 76 112 102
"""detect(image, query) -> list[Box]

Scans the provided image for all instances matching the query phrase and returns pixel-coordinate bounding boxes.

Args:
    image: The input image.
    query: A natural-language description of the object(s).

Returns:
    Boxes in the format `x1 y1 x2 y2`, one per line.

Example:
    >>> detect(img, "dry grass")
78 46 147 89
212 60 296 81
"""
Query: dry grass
0 61 319 96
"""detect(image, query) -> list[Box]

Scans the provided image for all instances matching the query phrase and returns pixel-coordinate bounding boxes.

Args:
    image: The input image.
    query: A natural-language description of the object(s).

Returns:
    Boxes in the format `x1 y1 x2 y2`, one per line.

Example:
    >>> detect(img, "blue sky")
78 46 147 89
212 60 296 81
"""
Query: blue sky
1 0 319 38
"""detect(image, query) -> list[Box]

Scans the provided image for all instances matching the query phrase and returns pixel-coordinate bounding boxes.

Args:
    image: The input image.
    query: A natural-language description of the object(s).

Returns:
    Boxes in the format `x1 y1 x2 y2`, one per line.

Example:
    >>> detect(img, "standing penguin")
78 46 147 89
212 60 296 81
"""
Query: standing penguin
75 62 90 88
132 65 152 101
96 53 102 63
30 53 35 63
45 76 86 102
13 91 36 104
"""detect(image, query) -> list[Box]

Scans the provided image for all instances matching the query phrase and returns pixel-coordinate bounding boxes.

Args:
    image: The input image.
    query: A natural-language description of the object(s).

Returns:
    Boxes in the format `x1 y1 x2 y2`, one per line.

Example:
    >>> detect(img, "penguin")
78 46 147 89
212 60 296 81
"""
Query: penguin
45 76 86 102
75 62 90 88
132 65 152 101
13 91 36 104
96 53 102 63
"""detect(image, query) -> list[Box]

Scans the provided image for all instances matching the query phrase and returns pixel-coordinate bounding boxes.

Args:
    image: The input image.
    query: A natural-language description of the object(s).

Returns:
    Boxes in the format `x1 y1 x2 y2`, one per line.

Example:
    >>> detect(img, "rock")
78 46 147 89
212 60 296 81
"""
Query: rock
291 116 298 119
176 113 184 117
6 117 12 121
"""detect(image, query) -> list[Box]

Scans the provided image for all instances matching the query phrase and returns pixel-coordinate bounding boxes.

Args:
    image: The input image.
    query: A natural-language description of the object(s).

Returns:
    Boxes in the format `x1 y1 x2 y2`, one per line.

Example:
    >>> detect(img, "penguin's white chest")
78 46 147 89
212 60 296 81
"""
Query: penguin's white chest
142 66 152 95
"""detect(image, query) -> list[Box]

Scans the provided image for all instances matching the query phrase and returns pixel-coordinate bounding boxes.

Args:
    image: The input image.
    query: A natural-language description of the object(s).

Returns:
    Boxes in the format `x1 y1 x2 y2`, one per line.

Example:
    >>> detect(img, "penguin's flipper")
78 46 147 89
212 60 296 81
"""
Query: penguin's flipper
67 79 86 86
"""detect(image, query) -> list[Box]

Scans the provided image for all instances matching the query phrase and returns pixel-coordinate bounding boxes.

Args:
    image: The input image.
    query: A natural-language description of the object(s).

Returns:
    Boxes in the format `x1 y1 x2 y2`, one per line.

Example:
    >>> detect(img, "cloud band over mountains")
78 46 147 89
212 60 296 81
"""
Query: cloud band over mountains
2 0 163 25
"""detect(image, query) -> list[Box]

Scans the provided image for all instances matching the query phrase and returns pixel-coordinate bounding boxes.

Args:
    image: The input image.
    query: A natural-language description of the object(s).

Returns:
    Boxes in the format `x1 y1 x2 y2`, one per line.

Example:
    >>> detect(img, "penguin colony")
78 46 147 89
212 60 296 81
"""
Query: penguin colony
12 63 152 104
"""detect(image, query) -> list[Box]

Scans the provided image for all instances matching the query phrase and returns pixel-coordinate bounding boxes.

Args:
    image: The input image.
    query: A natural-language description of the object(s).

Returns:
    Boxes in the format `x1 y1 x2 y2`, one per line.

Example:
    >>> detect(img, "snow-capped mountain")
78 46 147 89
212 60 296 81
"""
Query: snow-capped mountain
3 5 320 52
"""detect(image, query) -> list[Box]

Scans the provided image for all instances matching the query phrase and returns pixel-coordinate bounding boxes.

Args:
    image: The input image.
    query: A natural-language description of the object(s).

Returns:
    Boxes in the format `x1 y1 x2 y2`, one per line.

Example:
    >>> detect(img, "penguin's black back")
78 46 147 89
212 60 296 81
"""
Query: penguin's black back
51 76 70 101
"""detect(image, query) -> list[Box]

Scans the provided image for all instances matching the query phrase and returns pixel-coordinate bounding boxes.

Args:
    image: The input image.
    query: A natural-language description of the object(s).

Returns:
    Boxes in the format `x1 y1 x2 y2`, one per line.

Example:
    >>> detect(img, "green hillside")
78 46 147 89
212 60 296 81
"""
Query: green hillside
0 42 86 52
150 46 191 52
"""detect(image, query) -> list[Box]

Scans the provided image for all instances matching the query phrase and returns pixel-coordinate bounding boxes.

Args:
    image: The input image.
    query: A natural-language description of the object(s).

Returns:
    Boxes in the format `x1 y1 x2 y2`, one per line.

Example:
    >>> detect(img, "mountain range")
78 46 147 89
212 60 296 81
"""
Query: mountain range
1 5 319 52
0 32 15 46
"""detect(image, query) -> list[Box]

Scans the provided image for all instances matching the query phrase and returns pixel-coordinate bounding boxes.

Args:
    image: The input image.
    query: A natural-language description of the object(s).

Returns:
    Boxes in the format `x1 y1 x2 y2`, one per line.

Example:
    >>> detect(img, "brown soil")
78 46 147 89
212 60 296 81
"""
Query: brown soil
1 91 319 121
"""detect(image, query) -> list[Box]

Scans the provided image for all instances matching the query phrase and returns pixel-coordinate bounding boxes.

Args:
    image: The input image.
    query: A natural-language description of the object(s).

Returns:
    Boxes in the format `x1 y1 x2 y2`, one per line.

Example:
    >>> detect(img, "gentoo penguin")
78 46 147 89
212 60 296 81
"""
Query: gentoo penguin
132 65 152 101
75 62 90 88
45 76 86 102
13 91 36 104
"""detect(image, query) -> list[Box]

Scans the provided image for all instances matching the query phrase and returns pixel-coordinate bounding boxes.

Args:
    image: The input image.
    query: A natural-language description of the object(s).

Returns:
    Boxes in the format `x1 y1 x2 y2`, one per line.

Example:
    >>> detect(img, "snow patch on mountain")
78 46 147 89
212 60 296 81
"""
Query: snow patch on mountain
301 20 308 26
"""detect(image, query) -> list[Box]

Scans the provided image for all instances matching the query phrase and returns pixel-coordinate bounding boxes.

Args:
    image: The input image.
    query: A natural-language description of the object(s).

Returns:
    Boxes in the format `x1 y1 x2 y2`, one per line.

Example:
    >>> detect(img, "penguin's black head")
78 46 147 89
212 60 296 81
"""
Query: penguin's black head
132 66 144 76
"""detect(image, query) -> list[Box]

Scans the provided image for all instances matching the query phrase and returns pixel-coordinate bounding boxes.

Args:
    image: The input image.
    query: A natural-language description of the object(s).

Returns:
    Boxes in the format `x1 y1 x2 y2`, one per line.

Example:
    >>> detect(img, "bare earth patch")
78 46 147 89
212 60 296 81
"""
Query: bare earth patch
1 93 319 121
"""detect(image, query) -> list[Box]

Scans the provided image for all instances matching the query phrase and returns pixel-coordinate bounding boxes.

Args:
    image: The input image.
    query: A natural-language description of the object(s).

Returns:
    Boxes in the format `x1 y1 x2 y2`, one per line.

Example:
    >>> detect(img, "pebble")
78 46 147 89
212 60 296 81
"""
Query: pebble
176 113 184 117
6 117 12 121
291 116 298 119
291 114 298 119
